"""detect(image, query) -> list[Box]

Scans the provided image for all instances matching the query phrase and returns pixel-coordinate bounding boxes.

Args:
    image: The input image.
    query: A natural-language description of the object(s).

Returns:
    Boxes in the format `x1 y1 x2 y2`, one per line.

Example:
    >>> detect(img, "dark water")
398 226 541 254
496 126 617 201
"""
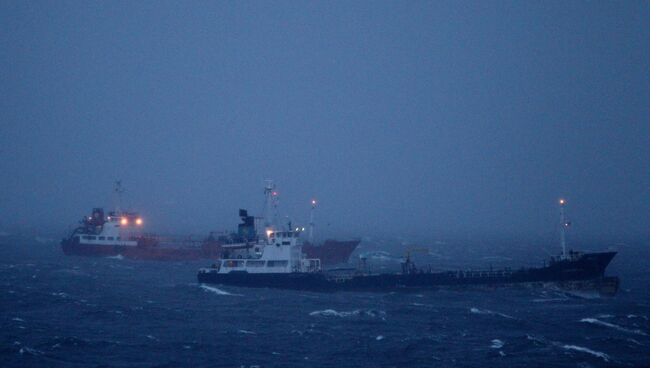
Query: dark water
1 235 649 367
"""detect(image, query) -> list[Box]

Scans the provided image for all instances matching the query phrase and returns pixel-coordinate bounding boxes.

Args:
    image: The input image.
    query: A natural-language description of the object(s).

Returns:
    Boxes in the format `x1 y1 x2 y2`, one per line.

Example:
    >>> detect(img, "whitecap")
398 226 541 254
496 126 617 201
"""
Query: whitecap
491 339 504 349
470 307 516 320
238 330 256 335
580 318 647 336
12 317 24 322
19 346 44 356
562 344 610 362
309 309 386 318
146 335 157 340
376 335 384 341
310 309 360 317
199 284 241 296
106 254 124 260
627 314 648 320
627 338 643 346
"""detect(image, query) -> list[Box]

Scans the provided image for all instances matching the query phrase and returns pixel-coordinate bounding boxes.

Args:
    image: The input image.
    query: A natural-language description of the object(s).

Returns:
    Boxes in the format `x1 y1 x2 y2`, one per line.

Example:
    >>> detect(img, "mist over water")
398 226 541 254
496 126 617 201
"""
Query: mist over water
1 2 649 243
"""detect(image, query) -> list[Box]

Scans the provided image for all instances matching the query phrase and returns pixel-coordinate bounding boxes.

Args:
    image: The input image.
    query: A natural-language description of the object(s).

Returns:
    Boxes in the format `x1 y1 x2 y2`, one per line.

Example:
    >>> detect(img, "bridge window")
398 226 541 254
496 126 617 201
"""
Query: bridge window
246 260 265 267
223 260 244 268
267 260 288 267
99 236 105 240
107 237 114 240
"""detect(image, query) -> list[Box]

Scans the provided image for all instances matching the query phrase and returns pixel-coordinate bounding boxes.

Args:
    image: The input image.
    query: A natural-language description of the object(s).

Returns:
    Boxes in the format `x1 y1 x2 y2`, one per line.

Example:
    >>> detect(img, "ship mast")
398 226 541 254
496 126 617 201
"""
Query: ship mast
262 180 278 233
114 180 125 214
308 199 317 244
559 198 567 259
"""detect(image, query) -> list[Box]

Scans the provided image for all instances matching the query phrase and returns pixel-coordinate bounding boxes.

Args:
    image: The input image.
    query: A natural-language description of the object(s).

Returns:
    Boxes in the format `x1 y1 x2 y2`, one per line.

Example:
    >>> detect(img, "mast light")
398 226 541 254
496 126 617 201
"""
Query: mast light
559 198 565 205
121 218 128 225
135 218 143 225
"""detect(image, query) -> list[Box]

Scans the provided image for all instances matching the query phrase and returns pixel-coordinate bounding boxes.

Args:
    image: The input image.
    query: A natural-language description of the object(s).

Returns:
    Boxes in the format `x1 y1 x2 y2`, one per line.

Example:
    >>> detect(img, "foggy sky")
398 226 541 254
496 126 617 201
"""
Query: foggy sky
1 1 649 242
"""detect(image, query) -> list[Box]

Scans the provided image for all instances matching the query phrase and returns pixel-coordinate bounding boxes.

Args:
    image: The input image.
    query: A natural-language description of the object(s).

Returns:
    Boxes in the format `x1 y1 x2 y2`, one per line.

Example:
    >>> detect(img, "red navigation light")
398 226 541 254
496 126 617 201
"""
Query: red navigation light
121 218 128 226
272 191 278 196
135 218 143 226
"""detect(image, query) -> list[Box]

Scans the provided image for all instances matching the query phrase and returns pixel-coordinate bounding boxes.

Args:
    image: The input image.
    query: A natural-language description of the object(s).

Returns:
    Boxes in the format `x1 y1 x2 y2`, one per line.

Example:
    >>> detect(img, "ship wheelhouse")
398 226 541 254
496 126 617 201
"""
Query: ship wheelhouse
207 230 321 274
68 208 145 247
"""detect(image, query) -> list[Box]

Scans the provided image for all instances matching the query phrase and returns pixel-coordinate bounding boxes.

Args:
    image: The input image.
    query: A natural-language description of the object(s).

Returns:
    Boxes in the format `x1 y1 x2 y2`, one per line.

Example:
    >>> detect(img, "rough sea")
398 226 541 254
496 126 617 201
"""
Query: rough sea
1 233 649 367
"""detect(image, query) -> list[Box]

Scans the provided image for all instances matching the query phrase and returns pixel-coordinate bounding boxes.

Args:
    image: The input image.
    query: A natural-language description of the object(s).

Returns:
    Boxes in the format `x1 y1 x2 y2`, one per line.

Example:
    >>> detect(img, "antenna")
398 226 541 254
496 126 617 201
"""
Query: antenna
262 180 278 231
308 199 317 243
559 198 567 259
114 180 125 213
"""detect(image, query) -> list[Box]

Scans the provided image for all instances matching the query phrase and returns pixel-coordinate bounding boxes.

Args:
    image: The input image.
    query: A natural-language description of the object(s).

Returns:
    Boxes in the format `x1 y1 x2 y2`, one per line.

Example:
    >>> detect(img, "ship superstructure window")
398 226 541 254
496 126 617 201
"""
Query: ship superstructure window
107 237 114 240
82 236 96 240
267 260 288 267
246 260 265 267
99 236 105 240
223 260 244 268
282 241 290 245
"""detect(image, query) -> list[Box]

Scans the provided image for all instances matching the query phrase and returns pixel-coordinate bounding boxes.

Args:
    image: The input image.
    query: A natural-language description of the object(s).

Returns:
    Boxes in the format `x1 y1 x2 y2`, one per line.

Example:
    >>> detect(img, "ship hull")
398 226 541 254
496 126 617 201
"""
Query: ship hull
198 251 618 294
61 238 218 261
61 238 357 264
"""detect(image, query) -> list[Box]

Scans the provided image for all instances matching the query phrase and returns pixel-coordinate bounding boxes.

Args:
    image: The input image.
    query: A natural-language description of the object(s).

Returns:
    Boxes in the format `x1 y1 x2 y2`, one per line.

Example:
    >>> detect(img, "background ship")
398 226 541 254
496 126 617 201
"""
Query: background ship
61 181 359 264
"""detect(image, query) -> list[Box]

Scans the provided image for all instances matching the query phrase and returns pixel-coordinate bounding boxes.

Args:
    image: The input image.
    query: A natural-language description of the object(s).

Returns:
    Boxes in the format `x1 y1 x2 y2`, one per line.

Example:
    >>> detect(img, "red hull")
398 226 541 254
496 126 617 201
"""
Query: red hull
61 238 221 261
62 238 358 264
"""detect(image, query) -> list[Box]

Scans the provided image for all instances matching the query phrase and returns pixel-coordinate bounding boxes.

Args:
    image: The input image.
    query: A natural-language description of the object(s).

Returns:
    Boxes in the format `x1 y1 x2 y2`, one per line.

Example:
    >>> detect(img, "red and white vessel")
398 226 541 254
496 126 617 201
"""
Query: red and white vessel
61 181 358 264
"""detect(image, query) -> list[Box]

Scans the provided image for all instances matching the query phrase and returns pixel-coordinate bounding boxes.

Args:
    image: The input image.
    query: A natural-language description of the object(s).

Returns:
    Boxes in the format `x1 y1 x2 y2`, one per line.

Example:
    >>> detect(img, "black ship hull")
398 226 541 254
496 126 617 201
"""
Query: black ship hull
197 251 618 294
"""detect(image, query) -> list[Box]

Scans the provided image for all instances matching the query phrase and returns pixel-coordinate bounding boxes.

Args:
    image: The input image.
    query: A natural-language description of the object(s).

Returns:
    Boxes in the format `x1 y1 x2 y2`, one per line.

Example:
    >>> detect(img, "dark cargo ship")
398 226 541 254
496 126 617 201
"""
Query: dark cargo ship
198 199 619 295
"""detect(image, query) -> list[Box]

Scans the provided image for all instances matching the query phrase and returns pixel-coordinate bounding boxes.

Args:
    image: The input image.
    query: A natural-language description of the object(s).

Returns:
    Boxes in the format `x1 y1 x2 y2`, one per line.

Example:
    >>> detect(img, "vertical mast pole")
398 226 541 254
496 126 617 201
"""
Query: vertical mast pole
560 198 566 259
309 199 317 244
114 180 124 214
263 179 278 234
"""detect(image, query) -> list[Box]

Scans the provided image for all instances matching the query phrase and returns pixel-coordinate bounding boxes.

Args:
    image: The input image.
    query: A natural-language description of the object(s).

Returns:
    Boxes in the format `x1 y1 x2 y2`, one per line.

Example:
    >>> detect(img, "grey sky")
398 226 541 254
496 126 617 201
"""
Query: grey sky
1 1 648 242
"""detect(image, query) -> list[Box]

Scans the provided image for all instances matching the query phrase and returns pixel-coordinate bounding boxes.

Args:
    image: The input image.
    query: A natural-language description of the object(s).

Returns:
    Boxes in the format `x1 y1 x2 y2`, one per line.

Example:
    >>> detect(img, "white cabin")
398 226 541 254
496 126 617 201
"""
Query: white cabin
72 212 144 247
209 231 321 274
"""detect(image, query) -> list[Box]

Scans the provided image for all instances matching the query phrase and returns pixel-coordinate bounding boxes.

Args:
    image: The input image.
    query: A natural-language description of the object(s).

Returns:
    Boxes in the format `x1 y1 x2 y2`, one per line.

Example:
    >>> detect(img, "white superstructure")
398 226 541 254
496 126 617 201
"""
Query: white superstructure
69 210 144 247
206 230 321 274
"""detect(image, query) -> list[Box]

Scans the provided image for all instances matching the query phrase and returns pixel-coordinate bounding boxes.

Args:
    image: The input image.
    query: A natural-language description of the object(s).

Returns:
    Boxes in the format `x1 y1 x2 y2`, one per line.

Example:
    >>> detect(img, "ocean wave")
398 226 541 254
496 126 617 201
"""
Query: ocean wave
14 342 44 356
580 318 647 336
470 307 516 320
490 339 504 349
238 330 256 335
199 284 242 296
527 335 612 362
376 335 384 341
562 344 610 362
532 297 569 303
627 314 648 320
106 254 124 260
309 309 386 318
